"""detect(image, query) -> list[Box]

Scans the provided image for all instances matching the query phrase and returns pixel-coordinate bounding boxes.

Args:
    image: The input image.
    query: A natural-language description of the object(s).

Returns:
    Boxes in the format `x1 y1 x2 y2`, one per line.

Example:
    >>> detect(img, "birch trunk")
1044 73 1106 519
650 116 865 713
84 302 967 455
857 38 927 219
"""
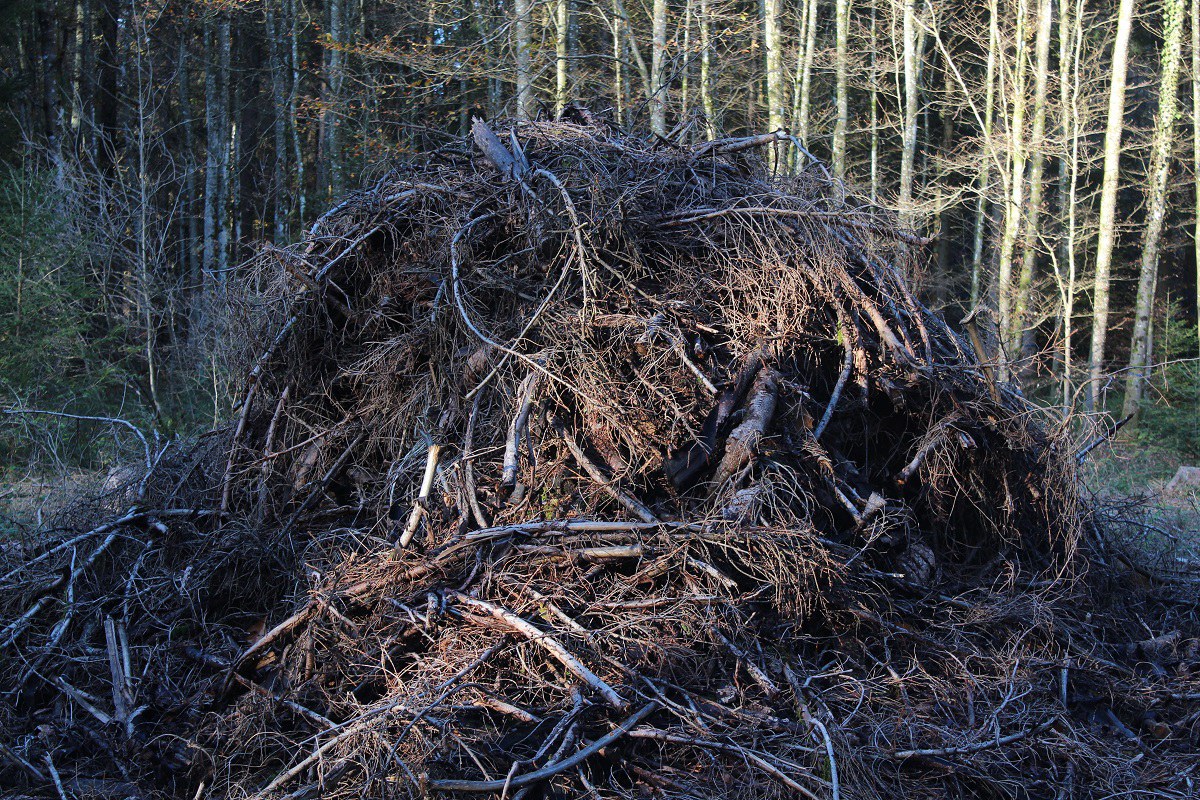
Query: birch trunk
764 0 784 168
1123 0 1186 417
651 0 668 134
898 0 919 228
515 0 532 118
700 0 714 136
793 0 817 167
833 0 849 180
1194 0 1200 345
1086 0 1135 411
997 0 1029 373
555 0 569 115
1012 0 1054 367
970 0 999 305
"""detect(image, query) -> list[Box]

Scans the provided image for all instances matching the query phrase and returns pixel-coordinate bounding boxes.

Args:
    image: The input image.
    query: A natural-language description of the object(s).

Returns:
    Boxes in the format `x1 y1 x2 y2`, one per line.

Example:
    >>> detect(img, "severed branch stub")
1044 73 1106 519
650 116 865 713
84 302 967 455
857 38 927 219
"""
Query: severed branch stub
398 443 443 548
711 367 780 489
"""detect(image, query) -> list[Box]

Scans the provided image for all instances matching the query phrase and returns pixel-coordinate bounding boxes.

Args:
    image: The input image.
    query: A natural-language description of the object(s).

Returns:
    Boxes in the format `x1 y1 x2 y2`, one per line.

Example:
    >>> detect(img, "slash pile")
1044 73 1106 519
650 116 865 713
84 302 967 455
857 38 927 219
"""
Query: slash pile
2 120 1198 799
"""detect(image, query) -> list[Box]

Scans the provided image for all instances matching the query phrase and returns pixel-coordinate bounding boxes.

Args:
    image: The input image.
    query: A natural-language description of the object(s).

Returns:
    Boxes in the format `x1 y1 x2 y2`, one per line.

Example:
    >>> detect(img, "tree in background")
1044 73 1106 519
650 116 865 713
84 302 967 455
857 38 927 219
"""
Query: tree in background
0 0 1197 460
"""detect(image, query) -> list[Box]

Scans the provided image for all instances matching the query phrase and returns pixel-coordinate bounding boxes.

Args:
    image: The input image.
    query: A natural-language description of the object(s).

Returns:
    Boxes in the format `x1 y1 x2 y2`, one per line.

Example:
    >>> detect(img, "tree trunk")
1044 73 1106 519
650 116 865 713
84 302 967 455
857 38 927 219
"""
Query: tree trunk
793 0 818 168
1086 0 1135 411
833 0 849 180
1123 0 1186 418
651 0 668 134
555 0 569 115
764 0 783 167
997 0 1029 373
700 0 714 136
325 0 346 197
514 0 532 118
869 0 878 202
1013 0 1054 369
898 0 919 228
970 0 999 306
1194 0 1200 346
202 13 231 294
267 1 290 242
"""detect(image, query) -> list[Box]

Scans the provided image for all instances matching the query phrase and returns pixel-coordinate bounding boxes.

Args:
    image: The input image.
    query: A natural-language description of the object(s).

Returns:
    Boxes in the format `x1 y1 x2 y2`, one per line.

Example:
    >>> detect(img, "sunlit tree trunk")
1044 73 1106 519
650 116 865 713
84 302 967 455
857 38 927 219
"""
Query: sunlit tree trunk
1086 0 1135 411
898 0 920 228
1123 0 1185 418
555 0 569 115
833 0 848 180
1012 0 1054 367
515 0 532 118
700 0 713 135
997 0 1029 373
764 0 784 167
970 0 999 306
793 0 817 168
613 0 624 125
651 0 668 134
1193 0 1200 345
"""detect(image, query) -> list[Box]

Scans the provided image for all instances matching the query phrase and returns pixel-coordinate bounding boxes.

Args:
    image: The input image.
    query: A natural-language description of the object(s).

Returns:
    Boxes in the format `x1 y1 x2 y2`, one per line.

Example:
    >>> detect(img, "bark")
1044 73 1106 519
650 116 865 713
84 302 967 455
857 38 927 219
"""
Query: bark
898 0 920 228
202 13 231 295
1194 0 1200 346
700 0 714 136
1086 0 1135 411
325 0 346 197
1123 0 1186 418
997 0 1029 372
555 0 569 115
833 0 849 180
651 0 668 134
267 1 290 241
793 0 818 169
764 0 784 168
1013 0 1054 368
515 0 532 119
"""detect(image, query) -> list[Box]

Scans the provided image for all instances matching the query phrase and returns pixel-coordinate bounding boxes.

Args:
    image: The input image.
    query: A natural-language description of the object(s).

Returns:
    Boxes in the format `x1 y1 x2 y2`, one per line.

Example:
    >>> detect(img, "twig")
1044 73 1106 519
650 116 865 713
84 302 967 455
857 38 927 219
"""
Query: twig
447 590 627 708
428 702 658 792
712 628 779 697
0 508 216 586
44 754 69 800
626 728 823 800
891 716 1059 759
3 408 152 471
557 426 657 523
1075 414 1135 463
2 532 119 649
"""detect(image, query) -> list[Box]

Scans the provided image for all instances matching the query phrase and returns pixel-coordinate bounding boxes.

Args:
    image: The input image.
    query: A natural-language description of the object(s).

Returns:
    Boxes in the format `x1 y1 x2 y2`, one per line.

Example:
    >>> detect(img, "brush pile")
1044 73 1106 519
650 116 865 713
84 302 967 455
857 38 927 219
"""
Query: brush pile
3 120 1199 800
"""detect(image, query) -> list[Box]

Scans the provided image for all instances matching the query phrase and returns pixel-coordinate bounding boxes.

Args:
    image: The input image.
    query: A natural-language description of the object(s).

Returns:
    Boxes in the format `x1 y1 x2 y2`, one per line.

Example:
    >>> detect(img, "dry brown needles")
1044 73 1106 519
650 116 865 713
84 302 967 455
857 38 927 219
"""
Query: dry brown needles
2 119 1198 799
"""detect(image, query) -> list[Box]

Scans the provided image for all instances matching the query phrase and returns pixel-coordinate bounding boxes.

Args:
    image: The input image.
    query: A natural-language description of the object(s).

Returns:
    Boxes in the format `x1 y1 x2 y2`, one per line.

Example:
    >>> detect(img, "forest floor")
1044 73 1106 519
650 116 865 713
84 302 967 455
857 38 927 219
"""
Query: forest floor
1083 440 1200 551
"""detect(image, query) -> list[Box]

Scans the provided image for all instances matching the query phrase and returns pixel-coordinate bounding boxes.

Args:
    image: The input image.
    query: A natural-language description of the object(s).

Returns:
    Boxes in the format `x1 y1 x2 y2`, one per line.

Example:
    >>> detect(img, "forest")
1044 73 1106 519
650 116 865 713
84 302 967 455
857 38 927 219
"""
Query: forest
2 0 1200 798
1 0 1199 457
